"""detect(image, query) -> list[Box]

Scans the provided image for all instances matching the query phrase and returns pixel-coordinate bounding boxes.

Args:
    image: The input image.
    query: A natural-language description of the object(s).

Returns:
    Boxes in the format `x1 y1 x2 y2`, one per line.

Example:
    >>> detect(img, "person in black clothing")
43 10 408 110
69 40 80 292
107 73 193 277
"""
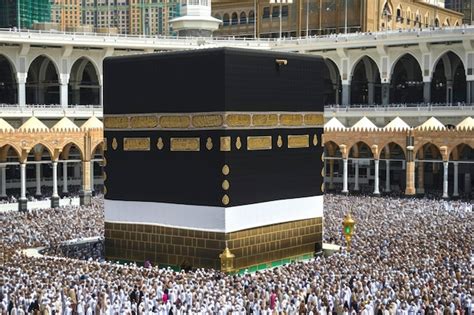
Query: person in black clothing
28 299 39 313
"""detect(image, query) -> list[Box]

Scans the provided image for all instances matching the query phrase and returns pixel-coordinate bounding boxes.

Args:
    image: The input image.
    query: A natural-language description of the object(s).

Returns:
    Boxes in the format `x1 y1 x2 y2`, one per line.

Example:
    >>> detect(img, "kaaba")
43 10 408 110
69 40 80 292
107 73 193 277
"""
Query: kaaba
103 48 329 271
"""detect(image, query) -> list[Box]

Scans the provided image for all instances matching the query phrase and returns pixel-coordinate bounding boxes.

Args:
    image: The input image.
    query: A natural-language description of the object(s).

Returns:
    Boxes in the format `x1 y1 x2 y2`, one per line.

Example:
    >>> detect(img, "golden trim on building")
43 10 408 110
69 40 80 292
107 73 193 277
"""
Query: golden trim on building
193 115 224 128
170 137 200 151
280 114 304 126
252 114 278 127
130 116 159 129
206 137 214 150
123 138 151 151
104 117 129 129
287 135 309 148
222 164 230 175
104 112 324 130
157 137 164 150
220 136 231 151
160 116 191 128
226 114 251 127
247 136 272 150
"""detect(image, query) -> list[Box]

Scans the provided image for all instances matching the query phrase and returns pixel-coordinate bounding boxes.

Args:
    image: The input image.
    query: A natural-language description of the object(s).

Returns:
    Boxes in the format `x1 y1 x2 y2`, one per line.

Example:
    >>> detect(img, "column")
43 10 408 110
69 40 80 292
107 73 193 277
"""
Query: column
334 82 340 105
405 146 416 196
453 162 459 197
342 158 349 194
60 75 69 108
354 160 359 191
467 80 474 104
381 83 390 105
62 161 68 194
423 82 431 103
35 163 41 197
74 163 80 178
19 162 27 211
367 82 375 105
80 160 92 206
385 160 391 192
71 87 80 105
342 83 351 105
90 161 94 192
329 159 335 190
442 161 449 199
417 161 425 194
0 165 6 198
17 72 27 106
99 85 104 106
446 80 453 104
51 161 59 207
374 159 380 195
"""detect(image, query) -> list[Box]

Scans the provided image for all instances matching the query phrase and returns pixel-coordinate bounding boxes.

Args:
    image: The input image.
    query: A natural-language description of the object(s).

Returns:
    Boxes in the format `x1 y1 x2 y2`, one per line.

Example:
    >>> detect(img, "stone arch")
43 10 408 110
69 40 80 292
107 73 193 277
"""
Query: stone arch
69 57 101 105
26 55 60 105
379 141 406 160
324 141 342 157
416 142 445 194
324 58 342 105
381 1 393 29
26 143 55 161
389 53 423 103
348 141 373 158
444 18 450 26
415 10 420 25
0 54 18 104
240 11 247 24
91 141 105 158
26 53 60 77
448 142 474 159
434 17 440 27
406 7 412 22
415 142 442 160
231 12 238 25
379 141 406 192
0 144 22 198
248 10 255 22
0 144 21 161
431 50 466 104
68 55 101 79
61 142 84 161
448 143 474 197
223 13 230 25
350 55 382 105
396 4 402 21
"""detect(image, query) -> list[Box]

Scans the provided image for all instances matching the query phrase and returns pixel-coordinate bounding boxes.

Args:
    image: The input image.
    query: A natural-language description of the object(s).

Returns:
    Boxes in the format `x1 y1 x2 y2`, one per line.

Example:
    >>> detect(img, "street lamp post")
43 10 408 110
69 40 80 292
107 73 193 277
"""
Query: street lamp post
342 210 356 252
280 1 282 38
344 0 348 34
17 0 21 30
254 0 257 38
270 0 293 39
306 0 309 36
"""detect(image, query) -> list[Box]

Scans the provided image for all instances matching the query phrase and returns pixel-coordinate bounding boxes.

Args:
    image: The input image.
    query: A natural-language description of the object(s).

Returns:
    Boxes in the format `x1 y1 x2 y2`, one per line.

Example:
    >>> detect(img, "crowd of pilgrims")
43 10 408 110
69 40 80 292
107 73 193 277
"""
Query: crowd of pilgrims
1 194 473 314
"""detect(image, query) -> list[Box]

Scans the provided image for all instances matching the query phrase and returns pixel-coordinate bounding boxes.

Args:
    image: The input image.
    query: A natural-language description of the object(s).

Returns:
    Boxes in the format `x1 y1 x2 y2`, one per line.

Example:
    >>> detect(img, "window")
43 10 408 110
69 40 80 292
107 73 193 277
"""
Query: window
240 11 247 24
231 12 238 25
223 13 230 25
272 6 279 18
248 10 255 23
262 7 270 18
282 5 288 17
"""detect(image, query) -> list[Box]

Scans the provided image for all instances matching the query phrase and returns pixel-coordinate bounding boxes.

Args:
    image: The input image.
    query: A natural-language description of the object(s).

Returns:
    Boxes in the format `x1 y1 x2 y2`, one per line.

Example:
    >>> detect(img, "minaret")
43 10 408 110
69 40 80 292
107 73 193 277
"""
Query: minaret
170 0 221 37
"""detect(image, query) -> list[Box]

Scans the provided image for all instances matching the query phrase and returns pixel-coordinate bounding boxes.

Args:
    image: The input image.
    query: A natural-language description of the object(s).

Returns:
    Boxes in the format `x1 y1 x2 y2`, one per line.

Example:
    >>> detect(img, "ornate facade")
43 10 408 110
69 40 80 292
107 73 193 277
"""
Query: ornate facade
323 116 474 198
212 0 463 38
0 116 103 210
